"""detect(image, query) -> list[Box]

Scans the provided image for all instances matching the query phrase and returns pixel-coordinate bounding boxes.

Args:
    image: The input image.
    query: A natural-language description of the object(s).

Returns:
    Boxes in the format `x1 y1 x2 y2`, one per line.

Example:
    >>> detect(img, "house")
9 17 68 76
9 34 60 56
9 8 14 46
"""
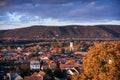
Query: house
67 67 79 75
30 61 40 71
24 71 45 80
7 72 23 80
47 60 57 69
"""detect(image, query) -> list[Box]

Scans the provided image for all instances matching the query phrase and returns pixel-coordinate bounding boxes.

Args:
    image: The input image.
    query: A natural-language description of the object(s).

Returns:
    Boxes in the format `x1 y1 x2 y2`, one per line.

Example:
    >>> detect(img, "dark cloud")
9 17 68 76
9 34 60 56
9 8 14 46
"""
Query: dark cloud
33 0 80 4
0 0 120 30
3 0 81 6
1 0 120 19
0 0 7 7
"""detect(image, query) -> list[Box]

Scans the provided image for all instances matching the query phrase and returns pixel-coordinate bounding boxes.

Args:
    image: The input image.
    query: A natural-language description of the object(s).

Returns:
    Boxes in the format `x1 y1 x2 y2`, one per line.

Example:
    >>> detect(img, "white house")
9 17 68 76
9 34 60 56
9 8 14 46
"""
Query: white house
30 61 40 70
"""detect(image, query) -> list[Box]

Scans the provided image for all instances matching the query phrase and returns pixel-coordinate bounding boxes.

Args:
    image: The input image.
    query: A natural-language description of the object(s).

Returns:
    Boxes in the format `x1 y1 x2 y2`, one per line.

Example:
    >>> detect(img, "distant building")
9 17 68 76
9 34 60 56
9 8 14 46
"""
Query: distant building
3 49 9 56
7 72 23 80
30 61 40 70
70 42 74 52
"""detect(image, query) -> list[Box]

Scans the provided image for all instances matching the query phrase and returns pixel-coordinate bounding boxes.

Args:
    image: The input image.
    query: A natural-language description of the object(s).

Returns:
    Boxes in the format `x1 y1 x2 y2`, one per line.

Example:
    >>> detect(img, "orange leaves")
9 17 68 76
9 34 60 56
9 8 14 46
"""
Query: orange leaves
82 41 120 80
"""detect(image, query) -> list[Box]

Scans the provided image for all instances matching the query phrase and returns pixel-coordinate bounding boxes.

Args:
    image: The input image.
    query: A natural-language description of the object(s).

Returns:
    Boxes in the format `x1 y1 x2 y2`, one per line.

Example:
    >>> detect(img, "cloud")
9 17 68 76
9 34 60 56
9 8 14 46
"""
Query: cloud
67 0 120 20
0 0 120 30
33 0 80 4
3 0 80 6
1 17 120 30
0 0 7 7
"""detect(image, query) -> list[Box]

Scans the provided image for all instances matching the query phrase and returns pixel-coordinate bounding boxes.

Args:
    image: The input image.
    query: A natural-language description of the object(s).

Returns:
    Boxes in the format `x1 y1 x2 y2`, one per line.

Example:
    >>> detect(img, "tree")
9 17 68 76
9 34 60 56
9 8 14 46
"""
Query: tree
82 41 120 80
20 62 31 77
70 73 81 80
43 68 54 80
51 42 62 48
53 61 62 78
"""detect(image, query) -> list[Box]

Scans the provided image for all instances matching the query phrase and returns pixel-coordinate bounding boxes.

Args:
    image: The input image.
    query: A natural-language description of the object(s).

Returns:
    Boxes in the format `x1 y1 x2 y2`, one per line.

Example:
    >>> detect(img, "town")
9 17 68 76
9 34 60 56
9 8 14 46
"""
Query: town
0 39 120 80
0 40 88 80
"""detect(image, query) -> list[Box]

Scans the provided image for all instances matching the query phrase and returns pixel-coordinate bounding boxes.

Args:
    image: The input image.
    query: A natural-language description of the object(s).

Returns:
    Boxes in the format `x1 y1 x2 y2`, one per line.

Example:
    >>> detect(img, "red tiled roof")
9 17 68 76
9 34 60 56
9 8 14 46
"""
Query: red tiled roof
60 63 82 69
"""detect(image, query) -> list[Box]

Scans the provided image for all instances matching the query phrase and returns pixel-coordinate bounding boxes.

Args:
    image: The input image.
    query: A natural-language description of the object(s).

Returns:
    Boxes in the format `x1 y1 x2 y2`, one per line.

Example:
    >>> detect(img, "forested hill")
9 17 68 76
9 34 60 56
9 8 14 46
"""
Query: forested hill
0 25 120 40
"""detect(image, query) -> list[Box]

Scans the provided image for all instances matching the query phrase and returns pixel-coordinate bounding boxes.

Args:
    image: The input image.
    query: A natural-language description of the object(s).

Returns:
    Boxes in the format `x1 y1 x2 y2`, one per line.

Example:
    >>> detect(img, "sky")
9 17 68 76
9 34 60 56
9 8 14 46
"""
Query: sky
0 0 120 30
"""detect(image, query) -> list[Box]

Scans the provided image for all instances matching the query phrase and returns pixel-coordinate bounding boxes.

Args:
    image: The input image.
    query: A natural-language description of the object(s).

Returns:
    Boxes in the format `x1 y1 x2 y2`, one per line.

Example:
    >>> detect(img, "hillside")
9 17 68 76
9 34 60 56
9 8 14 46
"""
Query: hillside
0 25 120 40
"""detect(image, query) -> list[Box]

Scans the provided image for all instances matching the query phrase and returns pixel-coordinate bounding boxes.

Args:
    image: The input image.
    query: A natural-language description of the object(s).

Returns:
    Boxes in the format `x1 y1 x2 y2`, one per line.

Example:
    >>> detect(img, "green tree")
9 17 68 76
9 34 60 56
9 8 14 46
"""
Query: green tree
82 41 120 80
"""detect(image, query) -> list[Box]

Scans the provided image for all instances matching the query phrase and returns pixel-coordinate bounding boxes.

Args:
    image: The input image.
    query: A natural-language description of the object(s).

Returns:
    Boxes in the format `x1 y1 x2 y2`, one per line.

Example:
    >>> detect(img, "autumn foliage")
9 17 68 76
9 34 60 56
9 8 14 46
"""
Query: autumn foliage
82 41 120 80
